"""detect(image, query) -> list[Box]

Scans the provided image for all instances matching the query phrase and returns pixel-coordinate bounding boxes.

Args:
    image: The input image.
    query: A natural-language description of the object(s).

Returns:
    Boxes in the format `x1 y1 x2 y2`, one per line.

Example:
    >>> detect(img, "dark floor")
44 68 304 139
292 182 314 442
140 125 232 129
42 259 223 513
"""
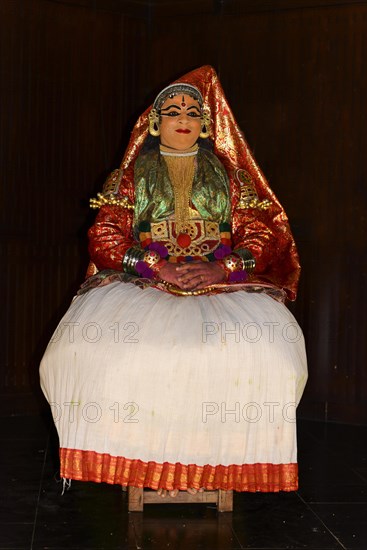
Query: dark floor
0 415 366 550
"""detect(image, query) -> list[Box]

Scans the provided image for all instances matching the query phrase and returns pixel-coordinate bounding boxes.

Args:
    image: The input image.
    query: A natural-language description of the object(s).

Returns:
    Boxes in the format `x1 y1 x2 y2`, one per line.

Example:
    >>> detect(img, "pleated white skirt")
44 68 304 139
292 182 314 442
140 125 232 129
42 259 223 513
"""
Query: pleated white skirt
40 282 307 489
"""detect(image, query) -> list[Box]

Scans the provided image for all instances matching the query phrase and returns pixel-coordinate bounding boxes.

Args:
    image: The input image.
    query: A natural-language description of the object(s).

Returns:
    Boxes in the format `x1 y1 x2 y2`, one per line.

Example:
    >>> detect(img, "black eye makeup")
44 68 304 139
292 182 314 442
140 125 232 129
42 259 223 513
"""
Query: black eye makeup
160 105 180 117
160 103 201 118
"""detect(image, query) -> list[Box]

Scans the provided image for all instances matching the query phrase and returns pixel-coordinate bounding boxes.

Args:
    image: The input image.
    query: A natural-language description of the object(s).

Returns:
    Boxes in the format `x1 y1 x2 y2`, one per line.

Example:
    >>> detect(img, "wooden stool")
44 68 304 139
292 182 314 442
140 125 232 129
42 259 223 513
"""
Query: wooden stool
128 487 233 512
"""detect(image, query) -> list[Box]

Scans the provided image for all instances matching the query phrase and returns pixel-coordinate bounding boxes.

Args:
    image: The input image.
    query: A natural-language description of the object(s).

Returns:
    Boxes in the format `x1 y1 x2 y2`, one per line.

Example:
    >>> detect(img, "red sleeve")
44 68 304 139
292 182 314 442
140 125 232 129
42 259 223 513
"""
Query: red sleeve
88 205 136 271
231 205 300 301
232 207 280 273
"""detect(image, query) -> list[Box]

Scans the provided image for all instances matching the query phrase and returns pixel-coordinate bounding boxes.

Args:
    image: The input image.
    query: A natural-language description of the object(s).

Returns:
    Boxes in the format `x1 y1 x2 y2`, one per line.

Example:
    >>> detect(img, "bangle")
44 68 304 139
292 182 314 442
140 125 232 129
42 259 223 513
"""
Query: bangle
135 250 160 279
212 243 255 282
123 242 169 278
234 248 256 273
122 246 145 275
136 250 168 280
218 253 248 283
223 253 244 272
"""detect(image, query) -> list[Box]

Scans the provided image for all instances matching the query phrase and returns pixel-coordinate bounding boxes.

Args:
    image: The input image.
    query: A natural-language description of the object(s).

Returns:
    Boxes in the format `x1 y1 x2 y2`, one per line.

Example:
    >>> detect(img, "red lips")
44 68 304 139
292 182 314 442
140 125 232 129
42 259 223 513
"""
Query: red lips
175 129 191 134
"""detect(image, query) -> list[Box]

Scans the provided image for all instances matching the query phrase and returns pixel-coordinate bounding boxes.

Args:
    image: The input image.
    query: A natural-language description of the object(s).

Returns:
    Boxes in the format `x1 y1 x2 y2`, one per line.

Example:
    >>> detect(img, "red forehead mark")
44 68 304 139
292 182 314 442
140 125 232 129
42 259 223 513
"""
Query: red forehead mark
181 95 186 107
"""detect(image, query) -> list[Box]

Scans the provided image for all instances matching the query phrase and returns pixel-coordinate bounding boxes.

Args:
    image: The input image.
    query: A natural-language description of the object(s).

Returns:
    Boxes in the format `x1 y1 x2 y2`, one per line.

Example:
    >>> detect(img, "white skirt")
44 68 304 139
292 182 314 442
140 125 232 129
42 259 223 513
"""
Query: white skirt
40 282 307 491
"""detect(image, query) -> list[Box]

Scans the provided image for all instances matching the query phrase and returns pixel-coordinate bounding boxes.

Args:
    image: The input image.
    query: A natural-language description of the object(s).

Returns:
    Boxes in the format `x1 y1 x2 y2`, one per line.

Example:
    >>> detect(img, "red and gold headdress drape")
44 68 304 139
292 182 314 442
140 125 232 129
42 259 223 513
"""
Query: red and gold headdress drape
112 65 300 300
87 65 300 300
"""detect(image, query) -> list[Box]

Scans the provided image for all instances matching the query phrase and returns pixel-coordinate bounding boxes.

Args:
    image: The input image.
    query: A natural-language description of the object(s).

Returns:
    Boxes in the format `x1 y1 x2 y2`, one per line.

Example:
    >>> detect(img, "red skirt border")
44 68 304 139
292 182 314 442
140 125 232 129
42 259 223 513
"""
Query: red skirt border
60 448 298 492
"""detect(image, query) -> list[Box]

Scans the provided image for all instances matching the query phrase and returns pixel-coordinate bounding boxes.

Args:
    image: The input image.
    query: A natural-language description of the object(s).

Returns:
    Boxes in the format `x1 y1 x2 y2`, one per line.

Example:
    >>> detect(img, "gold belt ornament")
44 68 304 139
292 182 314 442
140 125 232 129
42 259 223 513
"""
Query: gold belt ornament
150 219 220 257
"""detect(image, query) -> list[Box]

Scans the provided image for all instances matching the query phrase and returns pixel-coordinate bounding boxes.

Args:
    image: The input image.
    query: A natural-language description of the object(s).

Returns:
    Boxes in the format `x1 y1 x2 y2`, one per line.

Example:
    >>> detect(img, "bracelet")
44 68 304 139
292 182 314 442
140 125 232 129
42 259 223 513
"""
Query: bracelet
125 243 169 279
218 254 247 283
235 248 256 274
136 250 167 279
213 245 255 283
223 253 244 272
122 246 146 275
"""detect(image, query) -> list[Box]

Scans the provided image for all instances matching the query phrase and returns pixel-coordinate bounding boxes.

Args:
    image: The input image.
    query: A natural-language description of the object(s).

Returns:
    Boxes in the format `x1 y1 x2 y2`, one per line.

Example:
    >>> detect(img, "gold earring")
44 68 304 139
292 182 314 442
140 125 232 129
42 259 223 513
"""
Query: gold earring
199 109 210 139
148 109 160 137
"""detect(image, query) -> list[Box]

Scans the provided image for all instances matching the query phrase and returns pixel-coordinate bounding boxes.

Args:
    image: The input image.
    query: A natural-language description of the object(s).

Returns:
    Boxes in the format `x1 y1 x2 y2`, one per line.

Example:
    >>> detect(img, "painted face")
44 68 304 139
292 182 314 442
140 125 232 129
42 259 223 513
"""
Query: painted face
159 94 201 150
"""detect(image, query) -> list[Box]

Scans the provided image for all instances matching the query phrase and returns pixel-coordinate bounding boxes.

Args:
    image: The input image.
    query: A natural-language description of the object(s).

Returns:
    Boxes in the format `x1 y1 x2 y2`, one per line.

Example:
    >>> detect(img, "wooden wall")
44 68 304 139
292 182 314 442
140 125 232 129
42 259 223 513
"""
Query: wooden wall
1 0 366 423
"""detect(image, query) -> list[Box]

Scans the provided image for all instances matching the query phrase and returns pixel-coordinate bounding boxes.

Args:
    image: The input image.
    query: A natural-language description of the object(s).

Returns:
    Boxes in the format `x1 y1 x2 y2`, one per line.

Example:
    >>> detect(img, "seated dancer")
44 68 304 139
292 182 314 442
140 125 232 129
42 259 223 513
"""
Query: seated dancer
40 65 307 498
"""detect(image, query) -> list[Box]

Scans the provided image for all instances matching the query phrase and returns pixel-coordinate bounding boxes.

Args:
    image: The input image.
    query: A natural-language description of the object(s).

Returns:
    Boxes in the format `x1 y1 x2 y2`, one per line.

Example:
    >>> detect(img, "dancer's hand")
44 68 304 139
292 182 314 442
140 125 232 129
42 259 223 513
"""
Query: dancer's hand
158 262 225 290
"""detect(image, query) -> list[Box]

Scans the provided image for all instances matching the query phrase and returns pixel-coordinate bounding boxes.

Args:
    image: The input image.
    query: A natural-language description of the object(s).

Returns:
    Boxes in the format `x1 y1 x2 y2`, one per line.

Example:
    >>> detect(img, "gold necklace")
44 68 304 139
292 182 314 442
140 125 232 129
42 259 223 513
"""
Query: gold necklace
160 145 198 236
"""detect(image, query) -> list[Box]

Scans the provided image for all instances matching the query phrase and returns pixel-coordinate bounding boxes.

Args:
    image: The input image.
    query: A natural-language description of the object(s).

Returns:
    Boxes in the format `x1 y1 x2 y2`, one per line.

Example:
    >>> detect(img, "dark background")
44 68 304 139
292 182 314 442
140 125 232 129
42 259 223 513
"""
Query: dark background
1 0 366 424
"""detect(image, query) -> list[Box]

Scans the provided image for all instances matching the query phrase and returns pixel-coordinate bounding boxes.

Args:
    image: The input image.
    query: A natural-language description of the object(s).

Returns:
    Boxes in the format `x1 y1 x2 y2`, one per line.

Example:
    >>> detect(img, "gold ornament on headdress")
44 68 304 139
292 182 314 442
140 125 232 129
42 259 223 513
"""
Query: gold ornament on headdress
148 108 160 137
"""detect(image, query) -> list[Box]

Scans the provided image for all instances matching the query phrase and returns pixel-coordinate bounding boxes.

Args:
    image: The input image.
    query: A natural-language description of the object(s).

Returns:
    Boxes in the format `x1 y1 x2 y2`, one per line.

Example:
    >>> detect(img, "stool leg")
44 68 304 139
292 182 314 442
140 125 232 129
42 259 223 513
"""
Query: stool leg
128 486 143 512
218 490 233 512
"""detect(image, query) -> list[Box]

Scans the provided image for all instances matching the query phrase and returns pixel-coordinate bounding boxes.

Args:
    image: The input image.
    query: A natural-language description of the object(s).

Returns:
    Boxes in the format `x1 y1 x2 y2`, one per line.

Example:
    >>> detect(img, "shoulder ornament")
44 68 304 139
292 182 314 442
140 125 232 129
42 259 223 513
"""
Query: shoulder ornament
90 169 134 210
235 168 272 210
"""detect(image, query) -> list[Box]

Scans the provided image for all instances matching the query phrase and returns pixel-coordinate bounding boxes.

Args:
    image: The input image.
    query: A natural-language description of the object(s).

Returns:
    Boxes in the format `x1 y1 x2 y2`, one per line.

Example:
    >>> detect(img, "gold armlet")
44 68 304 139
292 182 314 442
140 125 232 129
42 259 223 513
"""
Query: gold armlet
235 168 272 211
90 168 134 210
90 193 134 210
237 196 272 211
